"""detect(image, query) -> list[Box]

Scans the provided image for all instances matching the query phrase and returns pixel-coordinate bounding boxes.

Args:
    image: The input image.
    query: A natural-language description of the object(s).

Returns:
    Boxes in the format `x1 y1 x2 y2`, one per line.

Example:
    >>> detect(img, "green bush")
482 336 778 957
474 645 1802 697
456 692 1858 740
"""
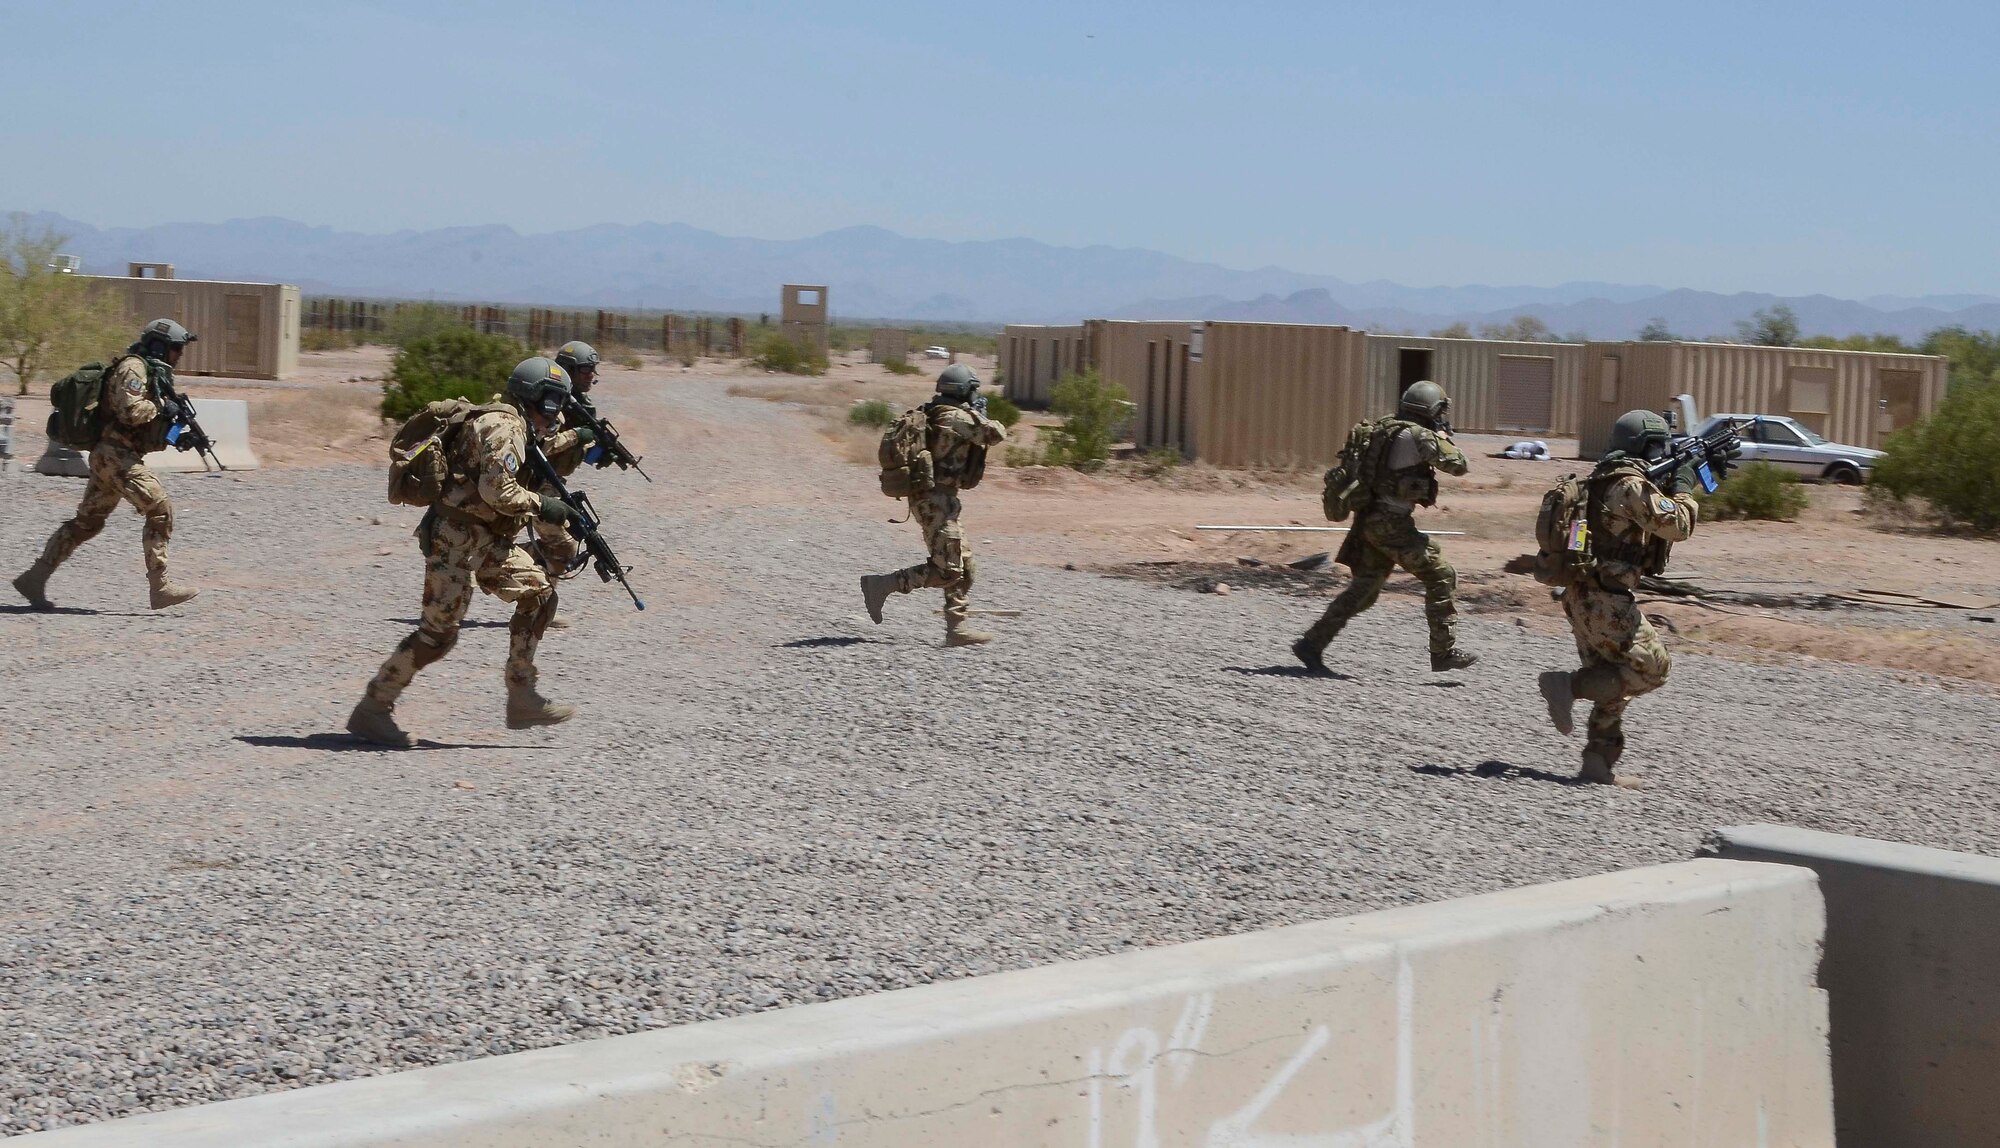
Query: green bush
880 357 920 375
381 328 525 421
1040 369 1128 471
983 394 1021 427
848 399 895 428
753 331 827 375
1702 461 1810 521
1870 380 2000 530
1003 444 1042 467
384 302 471 348
300 326 362 352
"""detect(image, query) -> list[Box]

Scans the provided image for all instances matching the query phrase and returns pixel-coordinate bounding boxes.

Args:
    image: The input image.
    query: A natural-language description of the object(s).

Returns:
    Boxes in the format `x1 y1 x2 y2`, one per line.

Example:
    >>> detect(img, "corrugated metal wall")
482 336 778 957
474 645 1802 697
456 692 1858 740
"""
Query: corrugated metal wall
1579 341 1948 458
999 324 1086 406
1084 320 1201 454
1361 335 1583 435
1196 322 1364 468
85 276 300 380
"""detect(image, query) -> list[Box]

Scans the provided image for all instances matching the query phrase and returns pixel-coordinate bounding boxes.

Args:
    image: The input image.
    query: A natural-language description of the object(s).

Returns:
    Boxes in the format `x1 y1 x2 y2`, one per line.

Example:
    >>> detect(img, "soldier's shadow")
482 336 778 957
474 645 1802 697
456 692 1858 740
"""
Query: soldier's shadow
235 734 552 753
1410 760 1583 786
1222 665 1356 683
0 604 150 617
389 617 510 630
779 636 879 649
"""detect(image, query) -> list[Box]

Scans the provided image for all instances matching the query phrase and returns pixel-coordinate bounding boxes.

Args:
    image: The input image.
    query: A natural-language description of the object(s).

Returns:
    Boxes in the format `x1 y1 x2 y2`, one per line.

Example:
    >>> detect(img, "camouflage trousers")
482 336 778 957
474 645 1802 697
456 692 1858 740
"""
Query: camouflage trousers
1561 579 1672 765
365 516 555 705
883 487 973 627
530 519 581 579
1302 510 1458 656
31 440 173 581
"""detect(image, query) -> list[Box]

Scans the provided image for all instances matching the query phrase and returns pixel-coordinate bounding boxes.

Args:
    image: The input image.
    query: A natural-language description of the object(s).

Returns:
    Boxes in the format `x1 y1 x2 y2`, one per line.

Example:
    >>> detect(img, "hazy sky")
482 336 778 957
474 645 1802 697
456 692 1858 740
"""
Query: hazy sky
4 0 1994 297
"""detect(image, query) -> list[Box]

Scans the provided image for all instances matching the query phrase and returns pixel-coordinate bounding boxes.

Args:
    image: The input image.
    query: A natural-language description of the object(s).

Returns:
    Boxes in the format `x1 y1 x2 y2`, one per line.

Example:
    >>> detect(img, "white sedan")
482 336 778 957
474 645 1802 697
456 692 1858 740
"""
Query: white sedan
923 345 950 360
1693 413 1883 484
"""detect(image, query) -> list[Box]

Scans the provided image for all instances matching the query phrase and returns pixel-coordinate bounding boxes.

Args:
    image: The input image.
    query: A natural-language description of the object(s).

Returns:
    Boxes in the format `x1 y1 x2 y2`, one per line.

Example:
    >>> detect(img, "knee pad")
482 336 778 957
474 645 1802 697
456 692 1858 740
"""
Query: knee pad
513 588 559 639
1573 665 1625 703
402 626 459 668
959 554 977 589
69 517 107 544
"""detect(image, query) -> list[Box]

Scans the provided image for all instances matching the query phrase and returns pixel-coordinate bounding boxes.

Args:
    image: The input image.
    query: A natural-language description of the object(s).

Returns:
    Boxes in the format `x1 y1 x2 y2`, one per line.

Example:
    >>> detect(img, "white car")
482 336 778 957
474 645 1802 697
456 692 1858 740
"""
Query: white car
1692 413 1883 485
923 345 950 360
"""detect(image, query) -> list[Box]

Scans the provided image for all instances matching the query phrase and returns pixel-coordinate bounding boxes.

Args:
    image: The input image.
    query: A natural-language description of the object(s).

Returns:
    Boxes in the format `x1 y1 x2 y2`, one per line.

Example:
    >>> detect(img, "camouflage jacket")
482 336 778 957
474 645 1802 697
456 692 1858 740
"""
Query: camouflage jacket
438 407 544 529
1371 421 1468 513
1588 460 1699 589
98 354 172 453
927 402 1006 486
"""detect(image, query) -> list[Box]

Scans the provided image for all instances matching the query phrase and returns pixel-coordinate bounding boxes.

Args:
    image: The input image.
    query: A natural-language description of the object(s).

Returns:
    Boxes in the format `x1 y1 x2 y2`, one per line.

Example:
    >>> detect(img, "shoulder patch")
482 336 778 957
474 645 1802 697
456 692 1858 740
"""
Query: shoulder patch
125 375 145 395
1654 495 1677 515
502 450 519 474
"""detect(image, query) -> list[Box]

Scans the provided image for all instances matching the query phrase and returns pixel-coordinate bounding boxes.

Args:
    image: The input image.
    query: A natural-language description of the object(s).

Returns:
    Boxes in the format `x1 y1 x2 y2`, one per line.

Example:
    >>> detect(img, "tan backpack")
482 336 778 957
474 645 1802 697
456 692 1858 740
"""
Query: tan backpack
387 400 508 506
1531 473 1592 585
877 404 934 498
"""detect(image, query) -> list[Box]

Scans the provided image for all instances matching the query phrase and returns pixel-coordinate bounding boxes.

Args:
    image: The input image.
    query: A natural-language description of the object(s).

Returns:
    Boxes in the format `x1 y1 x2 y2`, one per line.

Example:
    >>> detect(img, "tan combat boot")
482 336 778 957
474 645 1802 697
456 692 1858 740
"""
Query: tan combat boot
1578 750 1643 789
346 696 413 748
1430 648 1478 672
507 683 576 728
860 574 893 624
149 575 198 609
12 563 54 610
1538 670 1577 736
545 614 572 630
945 621 994 647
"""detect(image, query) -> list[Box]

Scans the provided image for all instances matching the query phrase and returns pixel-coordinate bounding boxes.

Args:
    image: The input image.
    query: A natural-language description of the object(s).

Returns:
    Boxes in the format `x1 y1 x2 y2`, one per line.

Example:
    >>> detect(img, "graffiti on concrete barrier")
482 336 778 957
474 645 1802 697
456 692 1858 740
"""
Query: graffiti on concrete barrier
1084 958 1414 1148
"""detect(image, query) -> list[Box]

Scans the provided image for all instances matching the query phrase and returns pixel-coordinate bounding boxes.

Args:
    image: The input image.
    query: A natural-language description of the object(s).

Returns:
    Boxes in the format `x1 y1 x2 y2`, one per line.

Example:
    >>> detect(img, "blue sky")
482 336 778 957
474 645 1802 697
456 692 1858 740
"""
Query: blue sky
3 0 1993 297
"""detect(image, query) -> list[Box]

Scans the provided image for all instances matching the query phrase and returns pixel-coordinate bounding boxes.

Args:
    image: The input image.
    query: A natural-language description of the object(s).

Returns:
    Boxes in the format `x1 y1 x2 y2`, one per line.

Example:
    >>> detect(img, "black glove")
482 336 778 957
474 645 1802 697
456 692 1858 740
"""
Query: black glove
537 494 573 524
1672 459 1703 494
573 427 598 446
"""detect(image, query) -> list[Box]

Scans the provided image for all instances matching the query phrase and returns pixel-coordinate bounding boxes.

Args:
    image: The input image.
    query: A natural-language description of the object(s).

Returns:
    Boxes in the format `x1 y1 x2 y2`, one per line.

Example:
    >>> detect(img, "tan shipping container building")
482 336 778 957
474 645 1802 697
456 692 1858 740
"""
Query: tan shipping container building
1195 322 1366 469
83 268 300 380
1579 341 1948 459
1362 334 1584 436
999 325 1087 406
1082 320 1201 455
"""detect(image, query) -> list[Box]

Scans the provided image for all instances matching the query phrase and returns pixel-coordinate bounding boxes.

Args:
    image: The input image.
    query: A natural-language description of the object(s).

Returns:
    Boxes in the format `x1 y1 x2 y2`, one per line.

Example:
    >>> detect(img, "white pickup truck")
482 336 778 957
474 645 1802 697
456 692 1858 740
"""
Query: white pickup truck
1689 413 1882 485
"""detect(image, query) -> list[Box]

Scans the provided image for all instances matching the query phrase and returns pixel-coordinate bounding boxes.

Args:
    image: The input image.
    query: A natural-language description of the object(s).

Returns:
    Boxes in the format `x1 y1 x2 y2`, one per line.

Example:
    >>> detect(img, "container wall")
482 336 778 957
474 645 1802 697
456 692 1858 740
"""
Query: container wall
1084 320 1202 454
999 325 1086 406
85 276 299 380
1196 322 1364 469
1362 335 1584 435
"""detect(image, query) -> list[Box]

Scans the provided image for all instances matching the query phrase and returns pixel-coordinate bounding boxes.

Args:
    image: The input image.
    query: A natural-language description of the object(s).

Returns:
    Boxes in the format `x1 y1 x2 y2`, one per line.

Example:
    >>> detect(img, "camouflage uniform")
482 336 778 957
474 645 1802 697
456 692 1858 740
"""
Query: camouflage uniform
23 355 180 592
362 408 558 707
1553 461 1698 779
526 396 594 577
879 402 1006 635
1300 420 1469 661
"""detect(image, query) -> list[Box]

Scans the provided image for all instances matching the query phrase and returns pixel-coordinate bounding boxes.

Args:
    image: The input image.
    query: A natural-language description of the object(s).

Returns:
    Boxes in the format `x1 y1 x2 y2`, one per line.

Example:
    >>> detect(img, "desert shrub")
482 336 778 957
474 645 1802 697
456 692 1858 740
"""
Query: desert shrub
1003 445 1042 467
301 326 363 352
1137 447 1182 478
848 399 895 428
983 394 1021 427
1702 461 1809 521
1869 380 2000 530
880 357 920 375
1039 369 1128 471
384 302 471 348
753 331 827 376
380 328 524 421
621 353 643 371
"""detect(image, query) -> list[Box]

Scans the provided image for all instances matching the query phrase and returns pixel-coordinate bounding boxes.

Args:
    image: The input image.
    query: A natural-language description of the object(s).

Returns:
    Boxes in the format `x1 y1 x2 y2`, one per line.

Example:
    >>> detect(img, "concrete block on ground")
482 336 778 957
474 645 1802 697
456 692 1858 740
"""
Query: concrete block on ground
1713 823 2000 1148
32 399 259 476
15 860 1832 1147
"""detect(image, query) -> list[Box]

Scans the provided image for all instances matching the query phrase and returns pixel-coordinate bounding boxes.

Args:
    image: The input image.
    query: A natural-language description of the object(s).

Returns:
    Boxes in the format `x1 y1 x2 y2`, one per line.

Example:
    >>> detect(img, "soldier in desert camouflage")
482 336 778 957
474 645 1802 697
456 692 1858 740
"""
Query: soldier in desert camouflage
347 358 584 746
861 364 1007 646
1538 410 1702 787
13 319 200 611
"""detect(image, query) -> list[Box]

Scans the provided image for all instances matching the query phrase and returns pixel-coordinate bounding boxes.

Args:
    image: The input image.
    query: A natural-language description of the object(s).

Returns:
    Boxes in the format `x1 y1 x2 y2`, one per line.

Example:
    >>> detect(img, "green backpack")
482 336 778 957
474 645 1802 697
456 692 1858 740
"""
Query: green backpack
1320 417 1402 521
387 399 508 506
46 362 111 449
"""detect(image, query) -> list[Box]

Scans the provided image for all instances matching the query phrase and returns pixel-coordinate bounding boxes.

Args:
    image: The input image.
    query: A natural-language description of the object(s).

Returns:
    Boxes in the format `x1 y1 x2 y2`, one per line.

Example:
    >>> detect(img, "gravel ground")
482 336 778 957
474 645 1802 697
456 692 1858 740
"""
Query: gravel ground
3 374 1997 1134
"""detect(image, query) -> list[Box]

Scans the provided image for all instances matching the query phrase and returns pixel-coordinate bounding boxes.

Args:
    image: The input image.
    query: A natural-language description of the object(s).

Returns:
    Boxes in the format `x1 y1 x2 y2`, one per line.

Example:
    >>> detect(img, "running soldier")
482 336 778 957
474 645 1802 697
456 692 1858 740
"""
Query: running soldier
861 364 1007 646
347 357 582 746
13 319 200 610
1537 410 1702 787
1294 381 1477 674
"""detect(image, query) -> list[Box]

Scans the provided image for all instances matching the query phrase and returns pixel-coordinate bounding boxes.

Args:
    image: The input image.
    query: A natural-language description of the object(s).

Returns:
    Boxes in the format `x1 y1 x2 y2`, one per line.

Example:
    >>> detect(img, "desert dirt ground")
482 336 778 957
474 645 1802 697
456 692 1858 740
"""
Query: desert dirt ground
0 349 1996 1133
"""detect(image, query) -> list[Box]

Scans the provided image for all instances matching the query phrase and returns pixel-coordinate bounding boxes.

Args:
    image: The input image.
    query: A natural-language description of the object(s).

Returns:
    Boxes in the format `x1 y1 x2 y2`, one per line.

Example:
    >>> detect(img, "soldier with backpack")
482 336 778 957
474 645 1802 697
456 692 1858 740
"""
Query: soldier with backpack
12 319 201 610
1533 410 1710 787
1293 381 1477 674
346 357 584 746
860 364 1007 646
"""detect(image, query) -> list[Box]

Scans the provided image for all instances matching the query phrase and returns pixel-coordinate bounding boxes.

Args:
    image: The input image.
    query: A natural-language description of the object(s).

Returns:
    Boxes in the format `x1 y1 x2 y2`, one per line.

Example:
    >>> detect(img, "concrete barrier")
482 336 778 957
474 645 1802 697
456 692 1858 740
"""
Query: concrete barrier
18 860 1832 1147
1713 823 2000 1147
33 398 260 476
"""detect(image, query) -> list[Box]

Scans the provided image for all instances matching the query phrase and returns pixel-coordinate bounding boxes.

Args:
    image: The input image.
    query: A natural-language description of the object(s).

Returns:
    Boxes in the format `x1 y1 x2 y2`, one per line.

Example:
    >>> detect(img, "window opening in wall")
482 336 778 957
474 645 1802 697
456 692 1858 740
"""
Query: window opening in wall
1398 348 1433 390
1598 357 1621 403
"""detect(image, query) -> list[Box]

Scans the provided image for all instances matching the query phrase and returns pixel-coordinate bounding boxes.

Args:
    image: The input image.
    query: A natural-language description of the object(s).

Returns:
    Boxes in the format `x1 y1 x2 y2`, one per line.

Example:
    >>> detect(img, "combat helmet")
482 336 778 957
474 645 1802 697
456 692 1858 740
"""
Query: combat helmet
1398 380 1450 426
936 363 981 403
136 318 198 356
506 357 573 417
1608 409 1671 460
554 340 600 378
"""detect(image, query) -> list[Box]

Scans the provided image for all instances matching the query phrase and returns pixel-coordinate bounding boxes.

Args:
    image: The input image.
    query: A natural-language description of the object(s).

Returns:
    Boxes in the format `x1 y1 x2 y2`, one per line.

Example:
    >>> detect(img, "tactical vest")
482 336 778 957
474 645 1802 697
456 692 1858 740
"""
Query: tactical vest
1585 459 1672 588
1368 419 1440 508
101 354 174 452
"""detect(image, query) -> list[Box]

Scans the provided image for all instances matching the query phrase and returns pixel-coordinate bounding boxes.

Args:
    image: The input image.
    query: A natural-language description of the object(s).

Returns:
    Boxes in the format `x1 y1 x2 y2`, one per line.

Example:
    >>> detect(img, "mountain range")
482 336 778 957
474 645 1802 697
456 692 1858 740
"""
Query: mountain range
16 211 2000 340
